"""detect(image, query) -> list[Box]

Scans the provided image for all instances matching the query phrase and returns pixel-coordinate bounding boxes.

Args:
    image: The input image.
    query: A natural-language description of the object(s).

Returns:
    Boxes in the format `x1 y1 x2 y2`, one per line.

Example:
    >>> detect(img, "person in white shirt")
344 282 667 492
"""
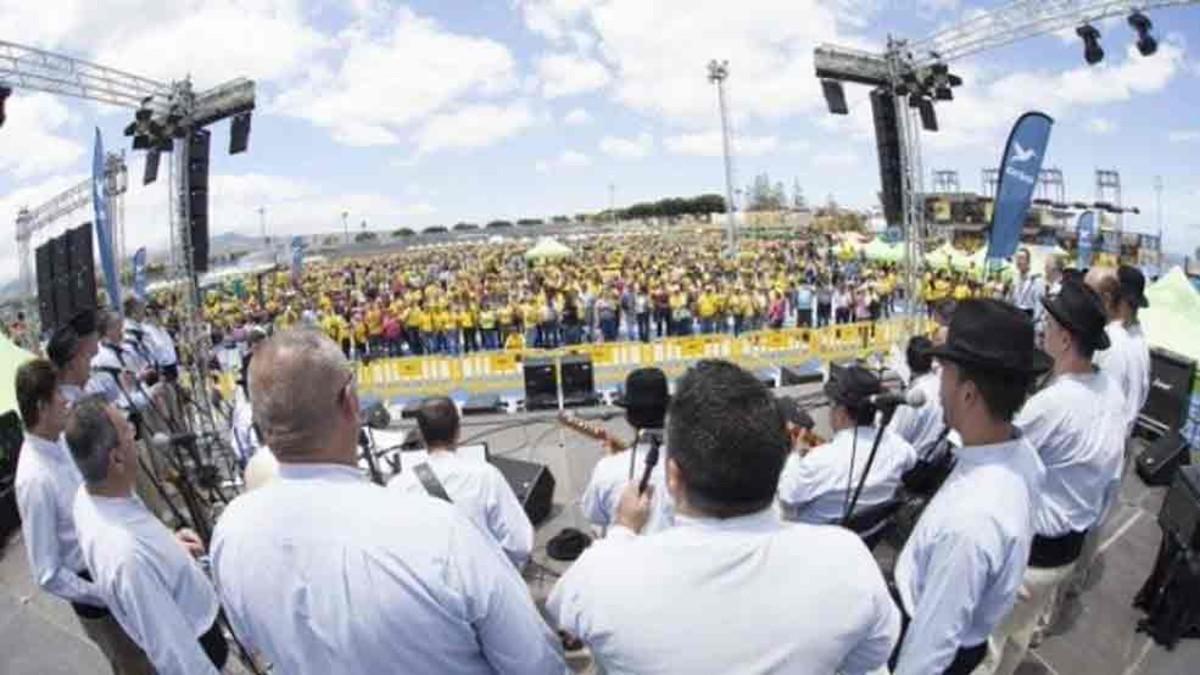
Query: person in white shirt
1007 248 1045 323
1086 265 1152 436
982 280 1127 674
1044 254 1065 298
13 358 152 673
580 367 674 535
389 396 534 567
45 311 101 407
549 359 899 675
210 329 563 674
90 310 159 412
65 395 226 674
777 366 917 525
893 299 1047 675
891 336 946 453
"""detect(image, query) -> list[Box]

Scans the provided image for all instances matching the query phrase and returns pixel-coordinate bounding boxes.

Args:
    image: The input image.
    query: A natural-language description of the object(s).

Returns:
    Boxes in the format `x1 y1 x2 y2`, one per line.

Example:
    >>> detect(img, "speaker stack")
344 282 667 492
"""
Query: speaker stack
560 354 598 407
34 223 97 330
523 356 558 411
870 87 904 229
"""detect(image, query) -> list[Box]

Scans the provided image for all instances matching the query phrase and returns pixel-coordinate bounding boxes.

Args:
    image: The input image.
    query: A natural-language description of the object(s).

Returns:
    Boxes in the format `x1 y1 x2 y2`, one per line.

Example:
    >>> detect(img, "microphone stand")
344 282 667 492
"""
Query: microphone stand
841 403 900 526
358 428 385 486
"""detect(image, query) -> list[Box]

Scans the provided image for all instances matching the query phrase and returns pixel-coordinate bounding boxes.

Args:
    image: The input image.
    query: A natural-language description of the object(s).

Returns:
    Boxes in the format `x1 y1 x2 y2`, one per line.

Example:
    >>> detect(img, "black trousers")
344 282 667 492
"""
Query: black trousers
199 619 229 670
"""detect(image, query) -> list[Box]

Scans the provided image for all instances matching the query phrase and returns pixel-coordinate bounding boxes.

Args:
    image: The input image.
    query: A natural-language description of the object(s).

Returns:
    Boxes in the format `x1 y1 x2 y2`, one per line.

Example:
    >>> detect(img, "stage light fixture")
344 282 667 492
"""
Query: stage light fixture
820 79 849 115
1077 24 1105 65
0 84 11 128
1128 11 1157 56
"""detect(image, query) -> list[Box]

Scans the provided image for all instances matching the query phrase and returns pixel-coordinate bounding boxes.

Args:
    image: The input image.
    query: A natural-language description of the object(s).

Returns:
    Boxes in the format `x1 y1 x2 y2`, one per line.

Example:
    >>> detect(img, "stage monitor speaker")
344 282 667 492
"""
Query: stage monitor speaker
523 357 558 410
35 242 57 329
1138 347 1197 438
491 456 555 526
462 393 504 416
1137 431 1191 487
781 365 824 387
1159 465 1200 551
67 223 96 312
560 354 597 407
870 87 903 228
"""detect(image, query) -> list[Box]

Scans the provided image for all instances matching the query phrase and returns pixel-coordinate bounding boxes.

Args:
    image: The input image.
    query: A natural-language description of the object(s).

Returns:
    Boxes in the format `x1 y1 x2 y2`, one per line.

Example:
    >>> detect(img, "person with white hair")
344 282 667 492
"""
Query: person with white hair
210 329 563 674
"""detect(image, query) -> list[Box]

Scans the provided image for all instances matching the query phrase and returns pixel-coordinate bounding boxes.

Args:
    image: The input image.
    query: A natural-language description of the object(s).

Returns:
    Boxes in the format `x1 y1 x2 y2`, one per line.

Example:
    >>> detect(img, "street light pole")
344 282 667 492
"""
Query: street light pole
708 59 737 257
1154 175 1164 244
608 182 616 227
341 210 349 246
258 206 268 244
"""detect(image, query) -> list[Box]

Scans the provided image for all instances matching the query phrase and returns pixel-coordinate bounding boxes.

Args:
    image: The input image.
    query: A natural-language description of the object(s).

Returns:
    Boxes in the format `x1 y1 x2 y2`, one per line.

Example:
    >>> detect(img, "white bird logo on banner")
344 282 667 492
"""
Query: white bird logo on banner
1010 141 1036 163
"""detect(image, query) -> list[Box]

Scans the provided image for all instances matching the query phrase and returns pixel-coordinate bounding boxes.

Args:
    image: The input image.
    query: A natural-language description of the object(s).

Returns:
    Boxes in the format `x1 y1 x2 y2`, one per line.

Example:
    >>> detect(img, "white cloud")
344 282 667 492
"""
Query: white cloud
562 107 592 125
0 93 86 179
536 53 611 98
663 131 777 157
599 132 653 159
518 0 860 127
811 150 860 168
414 102 535 153
536 148 592 172
274 6 520 148
1168 130 1200 143
1086 117 1117 135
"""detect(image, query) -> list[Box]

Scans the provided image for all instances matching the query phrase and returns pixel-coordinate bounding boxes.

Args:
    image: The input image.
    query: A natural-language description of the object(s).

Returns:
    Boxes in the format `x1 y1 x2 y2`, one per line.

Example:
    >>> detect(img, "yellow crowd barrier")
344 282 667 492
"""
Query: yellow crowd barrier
213 318 929 401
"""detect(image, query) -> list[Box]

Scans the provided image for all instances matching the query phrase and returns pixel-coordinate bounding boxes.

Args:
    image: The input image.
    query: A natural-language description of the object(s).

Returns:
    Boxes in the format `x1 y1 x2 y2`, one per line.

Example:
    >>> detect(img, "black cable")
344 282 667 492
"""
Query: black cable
842 405 898 526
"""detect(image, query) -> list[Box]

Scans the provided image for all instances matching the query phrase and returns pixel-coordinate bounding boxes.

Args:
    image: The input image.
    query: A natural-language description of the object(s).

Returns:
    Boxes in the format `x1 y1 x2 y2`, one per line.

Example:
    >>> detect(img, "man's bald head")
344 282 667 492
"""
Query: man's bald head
1085 266 1120 319
249 329 358 461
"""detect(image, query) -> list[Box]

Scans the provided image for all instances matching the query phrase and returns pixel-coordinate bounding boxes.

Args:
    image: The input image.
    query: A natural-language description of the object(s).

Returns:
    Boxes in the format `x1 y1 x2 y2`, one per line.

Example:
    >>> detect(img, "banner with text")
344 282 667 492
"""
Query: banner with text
986 112 1054 261
1076 210 1096 269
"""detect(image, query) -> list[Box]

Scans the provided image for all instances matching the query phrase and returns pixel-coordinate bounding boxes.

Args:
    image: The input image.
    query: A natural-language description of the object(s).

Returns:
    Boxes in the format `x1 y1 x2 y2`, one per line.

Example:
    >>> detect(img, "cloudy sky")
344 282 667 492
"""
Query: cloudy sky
2 0 1199 284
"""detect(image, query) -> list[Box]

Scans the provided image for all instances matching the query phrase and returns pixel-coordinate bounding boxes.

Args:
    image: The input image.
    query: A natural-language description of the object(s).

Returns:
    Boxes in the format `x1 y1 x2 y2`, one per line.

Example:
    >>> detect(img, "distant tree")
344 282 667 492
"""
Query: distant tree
392 227 416 237
424 225 449 234
452 222 479 231
792 178 807 210
355 231 378 243
551 214 570 224
323 235 340 246
691 193 727 213
488 220 515 228
516 218 544 226
574 213 590 223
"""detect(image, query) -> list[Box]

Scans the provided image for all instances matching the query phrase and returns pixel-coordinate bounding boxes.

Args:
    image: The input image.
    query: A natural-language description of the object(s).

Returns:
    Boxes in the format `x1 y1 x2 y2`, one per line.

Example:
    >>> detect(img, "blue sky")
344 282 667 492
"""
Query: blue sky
2 0 1199 284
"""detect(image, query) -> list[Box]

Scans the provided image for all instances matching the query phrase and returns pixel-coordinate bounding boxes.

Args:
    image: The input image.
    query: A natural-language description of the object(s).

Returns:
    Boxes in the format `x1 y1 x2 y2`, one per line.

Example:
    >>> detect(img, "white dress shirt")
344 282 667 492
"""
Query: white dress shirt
580 439 674 535
548 508 899 674
211 462 563 675
89 342 150 410
892 434 1046 675
1016 370 1127 537
13 433 105 607
389 449 534 567
890 372 946 453
1008 273 1045 320
229 388 261 463
73 489 220 675
1095 321 1151 431
777 426 917 524
125 319 178 368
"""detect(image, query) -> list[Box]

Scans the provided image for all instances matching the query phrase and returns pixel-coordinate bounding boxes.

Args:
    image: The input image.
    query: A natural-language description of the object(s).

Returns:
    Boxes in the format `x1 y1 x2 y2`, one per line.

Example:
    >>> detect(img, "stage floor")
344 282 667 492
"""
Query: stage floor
3 381 1198 674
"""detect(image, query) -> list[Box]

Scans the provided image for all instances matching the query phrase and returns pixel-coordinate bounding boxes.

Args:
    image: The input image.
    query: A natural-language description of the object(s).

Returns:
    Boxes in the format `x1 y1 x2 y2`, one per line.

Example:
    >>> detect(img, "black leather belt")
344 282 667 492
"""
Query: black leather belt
887 581 988 674
1029 530 1087 568
69 569 110 619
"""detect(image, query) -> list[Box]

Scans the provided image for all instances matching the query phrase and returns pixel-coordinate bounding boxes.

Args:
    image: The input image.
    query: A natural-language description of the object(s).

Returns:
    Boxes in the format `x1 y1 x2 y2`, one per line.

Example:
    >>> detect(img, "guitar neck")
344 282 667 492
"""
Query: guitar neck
557 413 631 453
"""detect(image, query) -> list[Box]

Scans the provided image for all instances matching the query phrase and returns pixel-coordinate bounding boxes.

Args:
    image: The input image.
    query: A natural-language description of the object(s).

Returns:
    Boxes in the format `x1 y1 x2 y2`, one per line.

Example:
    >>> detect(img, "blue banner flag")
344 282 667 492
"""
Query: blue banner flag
91 128 122 309
985 112 1054 261
290 235 305 285
132 247 148 300
1076 211 1096 269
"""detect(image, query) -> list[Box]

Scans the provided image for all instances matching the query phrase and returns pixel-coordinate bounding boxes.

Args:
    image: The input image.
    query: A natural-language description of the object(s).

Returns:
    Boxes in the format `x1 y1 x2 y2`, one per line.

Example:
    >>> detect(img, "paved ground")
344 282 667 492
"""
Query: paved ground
3 381 1198 674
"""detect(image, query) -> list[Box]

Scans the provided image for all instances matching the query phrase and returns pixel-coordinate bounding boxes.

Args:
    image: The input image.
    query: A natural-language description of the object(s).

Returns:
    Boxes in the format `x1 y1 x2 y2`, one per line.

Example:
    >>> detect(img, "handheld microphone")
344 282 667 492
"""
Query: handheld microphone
638 440 660 495
867 389 927 409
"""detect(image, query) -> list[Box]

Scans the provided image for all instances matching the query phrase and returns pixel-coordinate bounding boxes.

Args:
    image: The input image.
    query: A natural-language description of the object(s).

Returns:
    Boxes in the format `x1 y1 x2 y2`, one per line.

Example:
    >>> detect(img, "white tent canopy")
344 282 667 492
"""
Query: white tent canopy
524 237 573 261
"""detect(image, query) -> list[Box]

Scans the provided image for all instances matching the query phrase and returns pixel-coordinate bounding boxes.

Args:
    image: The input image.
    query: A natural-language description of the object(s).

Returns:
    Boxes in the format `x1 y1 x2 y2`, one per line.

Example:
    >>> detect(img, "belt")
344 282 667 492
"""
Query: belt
1029 530 1088 569
887 581 987 674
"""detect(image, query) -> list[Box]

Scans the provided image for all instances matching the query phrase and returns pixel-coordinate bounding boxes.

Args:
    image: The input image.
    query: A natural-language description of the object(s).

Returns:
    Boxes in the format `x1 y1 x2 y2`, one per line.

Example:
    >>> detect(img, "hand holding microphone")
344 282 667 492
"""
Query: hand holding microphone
615 481 655 534
867 388 927 410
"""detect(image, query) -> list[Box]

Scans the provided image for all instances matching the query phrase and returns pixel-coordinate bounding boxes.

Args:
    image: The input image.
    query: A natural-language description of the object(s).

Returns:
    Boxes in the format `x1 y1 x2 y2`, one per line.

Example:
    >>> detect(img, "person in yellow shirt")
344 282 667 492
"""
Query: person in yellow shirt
432 305 453 354
365 303 384 357
696 289 718 334
459 304 478 354
350 314 368 359
405 304 427 356
503 328 526 351
479 305 498 351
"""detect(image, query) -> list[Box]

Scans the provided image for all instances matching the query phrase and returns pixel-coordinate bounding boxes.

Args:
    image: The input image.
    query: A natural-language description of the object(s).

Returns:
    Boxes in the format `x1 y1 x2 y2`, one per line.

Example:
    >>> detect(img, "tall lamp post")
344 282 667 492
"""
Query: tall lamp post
341 210 349 246
708 59 737 258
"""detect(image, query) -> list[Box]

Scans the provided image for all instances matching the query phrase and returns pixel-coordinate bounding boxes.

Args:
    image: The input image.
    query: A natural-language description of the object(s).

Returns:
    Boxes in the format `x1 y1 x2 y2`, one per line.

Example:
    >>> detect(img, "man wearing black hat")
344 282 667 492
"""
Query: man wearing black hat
580 368 674 535
891 336 946 454
1085 265 1151 437
892 299 1047 675
549 360 899 673
983 281 1126 675
777 366 917 525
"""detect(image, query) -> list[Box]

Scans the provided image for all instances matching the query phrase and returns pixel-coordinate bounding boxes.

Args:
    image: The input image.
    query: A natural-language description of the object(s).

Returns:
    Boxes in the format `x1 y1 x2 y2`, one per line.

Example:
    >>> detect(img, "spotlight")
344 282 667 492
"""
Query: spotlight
0 85 10 128
820 80 849 115
1076 24 1104 65
1128 11 1157 56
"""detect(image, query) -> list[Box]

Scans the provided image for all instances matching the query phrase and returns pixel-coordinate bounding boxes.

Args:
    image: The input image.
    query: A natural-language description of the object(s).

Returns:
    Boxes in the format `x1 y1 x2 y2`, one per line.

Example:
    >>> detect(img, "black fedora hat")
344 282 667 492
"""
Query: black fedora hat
823 366 881 410
929 299 1052 375
615 367 669 429
1041 279 1110 351
1117 265 1149 308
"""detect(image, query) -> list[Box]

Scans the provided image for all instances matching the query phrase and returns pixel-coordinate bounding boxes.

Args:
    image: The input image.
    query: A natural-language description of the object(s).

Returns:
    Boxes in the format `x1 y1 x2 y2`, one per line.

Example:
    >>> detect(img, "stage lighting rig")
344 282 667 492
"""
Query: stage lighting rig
1129 11 1158 56
1077 24 1105 65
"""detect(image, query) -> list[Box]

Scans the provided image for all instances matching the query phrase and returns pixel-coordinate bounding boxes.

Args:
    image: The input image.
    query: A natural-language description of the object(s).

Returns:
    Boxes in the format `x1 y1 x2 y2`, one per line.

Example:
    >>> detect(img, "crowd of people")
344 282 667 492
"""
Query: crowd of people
10 240 1155 674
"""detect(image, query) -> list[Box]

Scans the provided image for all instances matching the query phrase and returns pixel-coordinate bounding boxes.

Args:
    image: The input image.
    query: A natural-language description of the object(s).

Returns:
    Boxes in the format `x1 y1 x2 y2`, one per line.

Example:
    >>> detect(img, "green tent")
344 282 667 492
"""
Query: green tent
1141 266 1200 364
0 331 35 416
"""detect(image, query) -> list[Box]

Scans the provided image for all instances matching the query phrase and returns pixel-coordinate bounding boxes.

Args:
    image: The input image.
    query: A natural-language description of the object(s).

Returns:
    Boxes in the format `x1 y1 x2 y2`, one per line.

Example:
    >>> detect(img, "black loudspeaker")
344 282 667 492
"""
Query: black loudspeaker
870 87 904 227
1139 347 1197 437
560 354 597 406
35 242 56 329
1159 465 1200 551
462 393 503 416
188 129 211 274
1138 431 1191 487
781 364 824 387
523 357 558 410
0 411 23 544
917 98 938 132
67 223 96 311
491 456 555 526
51 234 73 328
821 79 849 115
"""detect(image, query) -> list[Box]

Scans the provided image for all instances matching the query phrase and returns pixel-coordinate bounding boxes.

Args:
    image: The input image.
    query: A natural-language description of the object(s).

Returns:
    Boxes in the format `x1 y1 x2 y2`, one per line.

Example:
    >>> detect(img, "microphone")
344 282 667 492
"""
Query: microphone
867 389 927 409
150 431 218 451
637 438 661 495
